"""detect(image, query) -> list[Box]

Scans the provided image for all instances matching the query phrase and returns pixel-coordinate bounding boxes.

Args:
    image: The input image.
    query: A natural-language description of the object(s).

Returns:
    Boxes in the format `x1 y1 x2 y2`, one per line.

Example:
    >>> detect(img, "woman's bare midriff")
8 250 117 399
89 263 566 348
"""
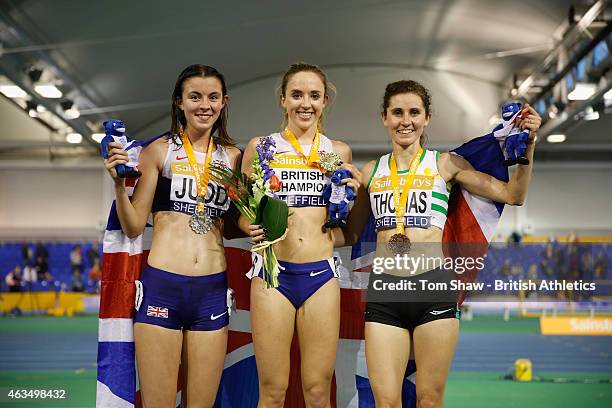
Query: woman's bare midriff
375 226 445 276
273 206 334 263
147 211 227 276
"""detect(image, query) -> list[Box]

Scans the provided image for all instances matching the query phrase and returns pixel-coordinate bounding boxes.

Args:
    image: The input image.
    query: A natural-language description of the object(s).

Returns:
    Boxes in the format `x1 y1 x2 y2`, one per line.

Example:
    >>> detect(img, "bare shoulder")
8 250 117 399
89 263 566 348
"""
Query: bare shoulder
362 159 377 173
439 151 469 169
438 151 471 181
224 145 242 169
148 136 170 150
242 136 264 173
331 139 352 162
245 136 262 152
437 151 451 169
438 151 451 161
331 139 351 155
224 145 242 159
140 137 168 162
362 159 377 181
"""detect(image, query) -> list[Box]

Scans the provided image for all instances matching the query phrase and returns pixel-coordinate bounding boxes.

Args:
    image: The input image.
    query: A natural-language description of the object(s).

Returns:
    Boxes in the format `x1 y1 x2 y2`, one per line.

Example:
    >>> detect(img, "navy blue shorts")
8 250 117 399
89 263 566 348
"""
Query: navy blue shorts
133 265 230 331
249 256 338 309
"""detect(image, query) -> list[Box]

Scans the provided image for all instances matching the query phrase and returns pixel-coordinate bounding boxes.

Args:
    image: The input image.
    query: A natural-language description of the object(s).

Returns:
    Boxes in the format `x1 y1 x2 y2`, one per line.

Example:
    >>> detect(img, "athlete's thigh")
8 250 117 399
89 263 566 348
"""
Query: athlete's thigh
296 277 340 385
181 327 228 407
412 318 459 394
134 323 183 408
250 276 296 384
365 322 411 403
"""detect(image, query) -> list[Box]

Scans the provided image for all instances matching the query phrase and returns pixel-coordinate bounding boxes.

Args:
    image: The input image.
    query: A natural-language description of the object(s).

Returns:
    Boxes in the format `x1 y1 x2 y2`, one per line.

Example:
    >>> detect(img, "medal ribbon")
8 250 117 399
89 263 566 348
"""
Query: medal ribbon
181 132 214 213
389 147 423 235
283 127 321 168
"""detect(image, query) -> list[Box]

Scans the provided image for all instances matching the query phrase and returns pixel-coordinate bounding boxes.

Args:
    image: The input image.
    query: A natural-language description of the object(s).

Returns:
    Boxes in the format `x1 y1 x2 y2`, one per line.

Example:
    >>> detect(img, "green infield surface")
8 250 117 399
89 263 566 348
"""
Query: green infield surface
0 315 610 407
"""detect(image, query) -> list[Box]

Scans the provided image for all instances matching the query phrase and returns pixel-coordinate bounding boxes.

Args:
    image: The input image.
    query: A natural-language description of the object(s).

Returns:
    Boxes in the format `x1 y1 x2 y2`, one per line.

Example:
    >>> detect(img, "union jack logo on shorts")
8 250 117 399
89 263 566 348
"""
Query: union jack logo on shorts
146 305 168 318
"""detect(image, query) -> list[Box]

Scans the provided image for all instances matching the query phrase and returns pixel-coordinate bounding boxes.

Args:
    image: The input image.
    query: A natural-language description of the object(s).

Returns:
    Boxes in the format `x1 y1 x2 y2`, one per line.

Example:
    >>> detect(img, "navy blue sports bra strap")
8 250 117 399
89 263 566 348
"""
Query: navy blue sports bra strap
141 131 171 147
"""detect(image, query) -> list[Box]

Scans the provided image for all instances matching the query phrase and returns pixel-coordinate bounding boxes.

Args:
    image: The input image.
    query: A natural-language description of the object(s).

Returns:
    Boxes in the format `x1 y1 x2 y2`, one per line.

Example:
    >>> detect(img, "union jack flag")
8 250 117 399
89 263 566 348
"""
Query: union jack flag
146 306 168 319
97 130 509 407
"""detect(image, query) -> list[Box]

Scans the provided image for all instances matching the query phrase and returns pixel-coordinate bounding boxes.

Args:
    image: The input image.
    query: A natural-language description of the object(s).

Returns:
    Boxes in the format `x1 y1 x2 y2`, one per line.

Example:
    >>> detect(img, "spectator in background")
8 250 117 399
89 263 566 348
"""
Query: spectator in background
508 231 522 246
594 250 609 280
70 244 83 274
554 240 565 278
22 263 37 285
525 264 540 299
511 262 524 279
541 235 567 300
71 268 84 292
555 232 581 301
566 232 582 281
87 240 100 267
540 243 555 278
21 241 33 267
40 270 54 285
581 251 593 279
5 266 22 292
34 255 49 281
500 259 512 279
579 251 594 301
34 242 49 263
88 257 101 293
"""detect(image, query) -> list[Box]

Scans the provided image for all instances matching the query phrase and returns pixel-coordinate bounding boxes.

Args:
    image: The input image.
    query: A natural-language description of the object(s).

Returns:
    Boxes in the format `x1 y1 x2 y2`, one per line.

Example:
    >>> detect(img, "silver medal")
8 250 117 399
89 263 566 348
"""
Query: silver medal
190 211 213 234
190 197 213 234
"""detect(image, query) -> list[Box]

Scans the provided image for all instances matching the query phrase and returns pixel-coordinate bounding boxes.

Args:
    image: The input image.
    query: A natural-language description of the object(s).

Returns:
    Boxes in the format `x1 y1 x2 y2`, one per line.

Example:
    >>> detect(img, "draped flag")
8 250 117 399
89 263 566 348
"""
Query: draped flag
97 128 511 407
349 131 511 406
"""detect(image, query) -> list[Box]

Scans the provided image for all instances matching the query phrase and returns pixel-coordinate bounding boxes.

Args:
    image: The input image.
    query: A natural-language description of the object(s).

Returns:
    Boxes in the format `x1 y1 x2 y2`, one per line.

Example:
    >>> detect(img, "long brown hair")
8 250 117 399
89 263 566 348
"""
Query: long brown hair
277 62 335 133
169 64 235 146
382 80 432 146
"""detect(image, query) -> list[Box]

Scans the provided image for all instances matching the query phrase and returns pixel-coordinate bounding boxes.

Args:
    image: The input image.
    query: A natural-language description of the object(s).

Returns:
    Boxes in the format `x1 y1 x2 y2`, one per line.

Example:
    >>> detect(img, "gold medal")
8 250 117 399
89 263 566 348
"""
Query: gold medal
319 151 343 173
283 127 323 170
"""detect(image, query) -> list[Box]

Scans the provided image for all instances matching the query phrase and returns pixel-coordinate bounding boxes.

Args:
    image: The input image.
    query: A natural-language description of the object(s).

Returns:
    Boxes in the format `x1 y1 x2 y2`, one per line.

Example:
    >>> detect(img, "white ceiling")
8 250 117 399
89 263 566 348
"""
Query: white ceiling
2 0 609 162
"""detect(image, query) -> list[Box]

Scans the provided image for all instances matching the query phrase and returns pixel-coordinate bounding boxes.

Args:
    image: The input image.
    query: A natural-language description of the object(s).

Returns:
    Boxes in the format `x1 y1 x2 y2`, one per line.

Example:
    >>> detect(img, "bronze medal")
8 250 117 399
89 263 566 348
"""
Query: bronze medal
387 233 411 254
387 148 423 255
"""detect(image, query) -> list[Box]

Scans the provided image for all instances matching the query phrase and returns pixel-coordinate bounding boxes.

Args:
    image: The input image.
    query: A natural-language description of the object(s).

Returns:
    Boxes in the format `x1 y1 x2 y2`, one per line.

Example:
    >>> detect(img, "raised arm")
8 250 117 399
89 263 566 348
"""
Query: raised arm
438 104 541 206
331 140 361 192
104 139 164 238
333 159 375 247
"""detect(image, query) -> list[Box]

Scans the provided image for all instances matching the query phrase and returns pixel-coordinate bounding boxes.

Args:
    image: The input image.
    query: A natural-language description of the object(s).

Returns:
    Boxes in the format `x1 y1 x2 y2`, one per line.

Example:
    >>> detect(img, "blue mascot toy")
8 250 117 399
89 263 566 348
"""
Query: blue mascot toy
493 102 530 166
322 168 356 229
100 119 141 178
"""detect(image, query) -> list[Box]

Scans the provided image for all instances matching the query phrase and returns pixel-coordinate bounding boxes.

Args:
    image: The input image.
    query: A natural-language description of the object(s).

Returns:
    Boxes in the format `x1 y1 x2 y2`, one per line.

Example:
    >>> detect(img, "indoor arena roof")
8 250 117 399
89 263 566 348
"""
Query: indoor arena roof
1 0 610 162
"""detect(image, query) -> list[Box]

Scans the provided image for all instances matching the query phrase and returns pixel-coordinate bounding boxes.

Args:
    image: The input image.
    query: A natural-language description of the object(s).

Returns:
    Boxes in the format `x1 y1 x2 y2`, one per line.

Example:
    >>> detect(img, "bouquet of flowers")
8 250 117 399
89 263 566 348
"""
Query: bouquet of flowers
209 136 288 288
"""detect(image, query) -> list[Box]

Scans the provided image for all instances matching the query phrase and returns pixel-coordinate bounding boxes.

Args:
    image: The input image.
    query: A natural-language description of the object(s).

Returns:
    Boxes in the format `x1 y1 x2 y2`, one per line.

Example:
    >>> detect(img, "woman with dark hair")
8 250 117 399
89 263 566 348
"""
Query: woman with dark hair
339 79 541 407
239 62 361 407
103 64 241 407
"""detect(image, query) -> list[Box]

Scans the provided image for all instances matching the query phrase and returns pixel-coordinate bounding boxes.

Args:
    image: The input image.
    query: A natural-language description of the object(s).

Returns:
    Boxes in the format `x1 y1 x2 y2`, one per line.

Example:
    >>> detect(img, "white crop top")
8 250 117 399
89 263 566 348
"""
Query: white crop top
268 132 333 207
367 150 450 231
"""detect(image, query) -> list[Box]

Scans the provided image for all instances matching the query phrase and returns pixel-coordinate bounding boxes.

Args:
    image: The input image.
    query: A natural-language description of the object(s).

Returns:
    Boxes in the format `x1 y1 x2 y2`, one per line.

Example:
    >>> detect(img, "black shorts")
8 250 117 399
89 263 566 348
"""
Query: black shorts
365 268 460 331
